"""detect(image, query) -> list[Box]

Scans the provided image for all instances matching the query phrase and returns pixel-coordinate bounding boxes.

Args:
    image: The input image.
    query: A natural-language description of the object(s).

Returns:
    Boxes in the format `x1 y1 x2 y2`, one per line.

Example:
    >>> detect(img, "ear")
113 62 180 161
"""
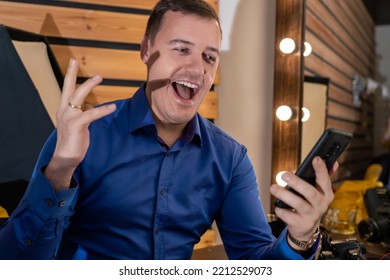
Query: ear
140 36 150 64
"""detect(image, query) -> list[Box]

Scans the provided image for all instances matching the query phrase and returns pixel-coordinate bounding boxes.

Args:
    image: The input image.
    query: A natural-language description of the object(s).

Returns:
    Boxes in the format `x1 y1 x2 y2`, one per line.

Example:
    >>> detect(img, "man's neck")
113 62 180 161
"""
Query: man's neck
156 122 187 148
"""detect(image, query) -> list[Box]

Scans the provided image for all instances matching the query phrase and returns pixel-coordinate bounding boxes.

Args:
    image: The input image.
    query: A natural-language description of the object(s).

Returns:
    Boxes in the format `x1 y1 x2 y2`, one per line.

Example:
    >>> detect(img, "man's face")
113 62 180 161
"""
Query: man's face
141 11 221 126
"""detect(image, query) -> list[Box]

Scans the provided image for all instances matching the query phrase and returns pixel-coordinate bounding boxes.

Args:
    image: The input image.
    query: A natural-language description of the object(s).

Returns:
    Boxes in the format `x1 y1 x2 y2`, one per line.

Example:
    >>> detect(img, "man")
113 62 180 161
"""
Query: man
0 0 335 259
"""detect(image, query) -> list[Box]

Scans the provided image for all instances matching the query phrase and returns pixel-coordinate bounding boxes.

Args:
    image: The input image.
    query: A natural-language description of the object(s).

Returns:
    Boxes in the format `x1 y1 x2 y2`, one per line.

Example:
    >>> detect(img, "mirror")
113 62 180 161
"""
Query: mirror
301 77 329 161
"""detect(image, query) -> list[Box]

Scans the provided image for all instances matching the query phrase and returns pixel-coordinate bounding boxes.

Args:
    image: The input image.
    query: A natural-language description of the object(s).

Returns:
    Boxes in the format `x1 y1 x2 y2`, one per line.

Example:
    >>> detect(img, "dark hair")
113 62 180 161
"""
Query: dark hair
145 0 222 45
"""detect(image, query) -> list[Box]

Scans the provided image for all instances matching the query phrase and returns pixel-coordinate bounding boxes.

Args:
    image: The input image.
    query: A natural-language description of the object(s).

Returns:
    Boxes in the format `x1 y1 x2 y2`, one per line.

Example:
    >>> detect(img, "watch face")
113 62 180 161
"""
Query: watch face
307 239 315 247
307 232 320 248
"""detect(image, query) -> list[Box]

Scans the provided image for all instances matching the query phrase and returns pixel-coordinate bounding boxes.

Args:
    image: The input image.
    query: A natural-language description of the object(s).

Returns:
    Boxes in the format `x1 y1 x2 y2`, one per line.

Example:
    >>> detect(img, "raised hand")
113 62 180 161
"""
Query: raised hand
44 59 116 191
270 157 338 250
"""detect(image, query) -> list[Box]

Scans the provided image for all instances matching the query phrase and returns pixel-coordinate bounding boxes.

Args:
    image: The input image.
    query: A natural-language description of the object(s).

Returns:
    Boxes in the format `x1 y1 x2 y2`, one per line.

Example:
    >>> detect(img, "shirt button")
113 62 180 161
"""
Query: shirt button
155 229 160 235
24 239 32 246
59 200 66 207
160 188 167 195
46 200 53 207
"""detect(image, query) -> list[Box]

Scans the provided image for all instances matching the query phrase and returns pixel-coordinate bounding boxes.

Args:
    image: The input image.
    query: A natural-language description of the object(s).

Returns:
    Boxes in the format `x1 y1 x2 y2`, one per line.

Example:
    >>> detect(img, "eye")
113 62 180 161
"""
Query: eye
174 47 189 54
203 53 216 65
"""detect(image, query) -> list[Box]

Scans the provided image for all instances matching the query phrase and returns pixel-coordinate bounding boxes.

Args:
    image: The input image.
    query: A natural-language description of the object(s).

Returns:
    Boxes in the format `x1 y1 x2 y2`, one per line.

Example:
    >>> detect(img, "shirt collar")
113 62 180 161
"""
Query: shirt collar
180 115 202 147
128 84 202 147
128 84 155 133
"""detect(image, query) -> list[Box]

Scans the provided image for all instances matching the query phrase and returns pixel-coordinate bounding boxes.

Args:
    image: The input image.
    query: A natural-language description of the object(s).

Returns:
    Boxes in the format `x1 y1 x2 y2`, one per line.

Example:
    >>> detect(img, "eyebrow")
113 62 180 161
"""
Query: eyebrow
169 39 220 55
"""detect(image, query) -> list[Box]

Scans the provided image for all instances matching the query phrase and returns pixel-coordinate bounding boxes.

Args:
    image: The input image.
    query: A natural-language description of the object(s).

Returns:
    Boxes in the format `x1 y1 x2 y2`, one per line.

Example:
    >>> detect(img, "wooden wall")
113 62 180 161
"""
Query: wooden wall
0 0 219 120
304 0 376 184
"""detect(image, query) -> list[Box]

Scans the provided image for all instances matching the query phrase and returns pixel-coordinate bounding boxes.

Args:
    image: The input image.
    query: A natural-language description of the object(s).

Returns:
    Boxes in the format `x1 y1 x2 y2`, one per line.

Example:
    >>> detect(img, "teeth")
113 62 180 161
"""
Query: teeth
176 81 199 89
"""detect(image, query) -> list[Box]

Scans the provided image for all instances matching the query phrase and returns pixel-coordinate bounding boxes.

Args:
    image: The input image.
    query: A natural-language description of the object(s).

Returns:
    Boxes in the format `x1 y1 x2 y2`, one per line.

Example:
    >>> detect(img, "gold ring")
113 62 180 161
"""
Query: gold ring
68 102 83 110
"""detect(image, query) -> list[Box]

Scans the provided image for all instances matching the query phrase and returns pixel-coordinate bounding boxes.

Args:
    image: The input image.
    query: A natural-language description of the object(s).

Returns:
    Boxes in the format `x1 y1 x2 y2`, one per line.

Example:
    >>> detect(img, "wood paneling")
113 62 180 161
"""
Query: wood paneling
51 45 147 80
0 0 220 119
306 0 373 72
331 0 374 51
305 10 369 75
64 0 159 10
64 0 219 12
305 0 376 183
0 2 148 43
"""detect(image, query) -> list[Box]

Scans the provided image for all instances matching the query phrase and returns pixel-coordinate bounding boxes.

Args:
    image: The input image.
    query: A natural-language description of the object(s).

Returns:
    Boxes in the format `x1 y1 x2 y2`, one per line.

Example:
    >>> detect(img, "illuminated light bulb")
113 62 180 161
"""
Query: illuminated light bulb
301 107 311 122
279 38 296 54
303 42 312 57
276 105 293 121
276 171 288 187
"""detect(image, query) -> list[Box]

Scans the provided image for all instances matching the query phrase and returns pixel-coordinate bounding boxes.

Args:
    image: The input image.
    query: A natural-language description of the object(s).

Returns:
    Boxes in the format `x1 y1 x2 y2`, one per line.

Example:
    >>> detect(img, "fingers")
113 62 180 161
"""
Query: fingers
312 157 335 204
59 59 78 113
329 161 339 176
271 157 333 212
77 103 117 126
70 75 103 107
271 181 322 240
271 157 336 240
59 58 103 114
270 177 312 213
284 157 332 202
57 59 115 126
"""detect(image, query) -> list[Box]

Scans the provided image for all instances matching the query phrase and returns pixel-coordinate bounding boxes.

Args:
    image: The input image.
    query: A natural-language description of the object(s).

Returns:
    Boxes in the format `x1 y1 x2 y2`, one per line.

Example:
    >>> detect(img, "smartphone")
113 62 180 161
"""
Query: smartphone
274 128 353 209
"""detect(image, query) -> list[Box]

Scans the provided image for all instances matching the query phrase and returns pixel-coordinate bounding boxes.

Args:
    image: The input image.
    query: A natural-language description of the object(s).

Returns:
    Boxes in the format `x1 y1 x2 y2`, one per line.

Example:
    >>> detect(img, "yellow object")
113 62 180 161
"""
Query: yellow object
364 163 384 183
323 164 384 233
0 206 9 218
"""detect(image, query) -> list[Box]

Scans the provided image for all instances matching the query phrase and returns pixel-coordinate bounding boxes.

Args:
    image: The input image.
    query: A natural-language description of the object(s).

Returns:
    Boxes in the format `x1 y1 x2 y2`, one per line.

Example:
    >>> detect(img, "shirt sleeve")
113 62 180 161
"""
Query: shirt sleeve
0 131 79 259
216 147 318 260
271 227 320 259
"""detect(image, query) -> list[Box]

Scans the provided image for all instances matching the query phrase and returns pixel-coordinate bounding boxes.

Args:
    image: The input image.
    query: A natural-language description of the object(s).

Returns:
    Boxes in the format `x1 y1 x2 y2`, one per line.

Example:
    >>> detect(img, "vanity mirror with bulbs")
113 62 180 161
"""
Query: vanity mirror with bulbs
271 0 376 210
272 76 329 188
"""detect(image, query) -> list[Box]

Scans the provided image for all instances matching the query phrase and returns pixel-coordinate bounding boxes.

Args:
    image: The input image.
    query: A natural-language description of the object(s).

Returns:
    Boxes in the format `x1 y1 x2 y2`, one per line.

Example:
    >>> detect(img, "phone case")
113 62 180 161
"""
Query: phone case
274 128 353 209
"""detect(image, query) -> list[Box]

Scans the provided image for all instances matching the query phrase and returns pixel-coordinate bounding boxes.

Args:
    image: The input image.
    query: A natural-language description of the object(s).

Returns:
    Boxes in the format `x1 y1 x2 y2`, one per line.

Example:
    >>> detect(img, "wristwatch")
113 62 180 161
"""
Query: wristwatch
287 227 320 251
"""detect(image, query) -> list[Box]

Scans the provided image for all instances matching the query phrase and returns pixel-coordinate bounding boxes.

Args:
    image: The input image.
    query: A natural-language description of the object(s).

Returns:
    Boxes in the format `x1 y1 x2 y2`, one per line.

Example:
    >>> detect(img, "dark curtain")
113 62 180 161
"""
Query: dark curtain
0 25 55 183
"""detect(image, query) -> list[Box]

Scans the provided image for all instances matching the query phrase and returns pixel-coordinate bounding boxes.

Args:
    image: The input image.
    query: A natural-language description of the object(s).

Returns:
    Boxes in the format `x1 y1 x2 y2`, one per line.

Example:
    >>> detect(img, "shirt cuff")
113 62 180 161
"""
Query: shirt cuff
26 166 78 221
275 227 320 260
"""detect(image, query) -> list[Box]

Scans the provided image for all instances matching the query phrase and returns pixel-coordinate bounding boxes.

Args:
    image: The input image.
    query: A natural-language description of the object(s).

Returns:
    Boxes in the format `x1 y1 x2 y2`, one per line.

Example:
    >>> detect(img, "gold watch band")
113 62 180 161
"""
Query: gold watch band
287 227 320 251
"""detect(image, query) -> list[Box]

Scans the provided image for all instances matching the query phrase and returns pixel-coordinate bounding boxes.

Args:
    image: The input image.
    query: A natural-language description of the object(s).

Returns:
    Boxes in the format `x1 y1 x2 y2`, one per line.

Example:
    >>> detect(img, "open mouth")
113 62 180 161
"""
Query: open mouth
172 81 199 100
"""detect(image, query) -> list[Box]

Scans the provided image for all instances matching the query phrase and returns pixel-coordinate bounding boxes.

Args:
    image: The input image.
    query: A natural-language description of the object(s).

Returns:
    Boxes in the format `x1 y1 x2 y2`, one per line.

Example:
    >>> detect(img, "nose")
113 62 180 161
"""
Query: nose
184 53 206 76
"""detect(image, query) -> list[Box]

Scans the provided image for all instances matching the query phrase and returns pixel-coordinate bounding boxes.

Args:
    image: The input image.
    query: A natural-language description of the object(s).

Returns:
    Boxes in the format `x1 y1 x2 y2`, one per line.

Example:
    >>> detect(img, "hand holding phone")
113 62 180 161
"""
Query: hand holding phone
274 128 353 209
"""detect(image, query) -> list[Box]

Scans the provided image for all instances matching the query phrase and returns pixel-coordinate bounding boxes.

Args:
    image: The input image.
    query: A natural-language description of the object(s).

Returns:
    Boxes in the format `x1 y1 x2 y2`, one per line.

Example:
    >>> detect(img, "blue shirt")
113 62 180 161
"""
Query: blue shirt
0 85 316 260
